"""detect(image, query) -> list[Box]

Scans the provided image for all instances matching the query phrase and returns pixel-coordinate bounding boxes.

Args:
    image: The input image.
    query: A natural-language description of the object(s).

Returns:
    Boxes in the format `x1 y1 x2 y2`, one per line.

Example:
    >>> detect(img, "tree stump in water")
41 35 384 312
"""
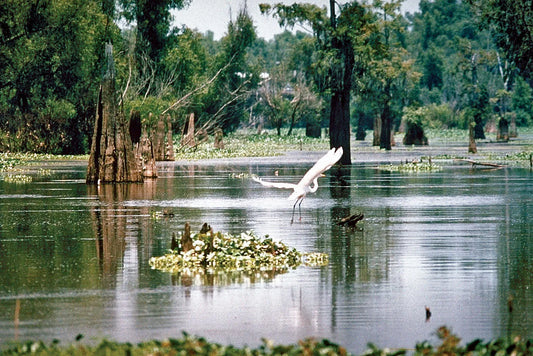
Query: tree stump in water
139 129 158 178
152 114 175 161
129 111 157 178
509 113 517 138
154 114 167 160
181 222 194 253
373 115 381 146
497 116 509 141
86 43 143 184
468 122 477 153
403 120 428 146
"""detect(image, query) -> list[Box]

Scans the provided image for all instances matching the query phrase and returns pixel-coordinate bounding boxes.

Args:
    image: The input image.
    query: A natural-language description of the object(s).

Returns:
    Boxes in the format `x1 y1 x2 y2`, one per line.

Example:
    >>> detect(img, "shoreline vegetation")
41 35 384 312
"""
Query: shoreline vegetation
1 327 532 355
0 128 532 173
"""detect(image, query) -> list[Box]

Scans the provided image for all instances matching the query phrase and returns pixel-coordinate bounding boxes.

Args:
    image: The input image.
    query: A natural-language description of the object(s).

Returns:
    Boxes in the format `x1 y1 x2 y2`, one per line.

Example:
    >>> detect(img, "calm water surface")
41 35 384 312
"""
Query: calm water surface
0 158 531 353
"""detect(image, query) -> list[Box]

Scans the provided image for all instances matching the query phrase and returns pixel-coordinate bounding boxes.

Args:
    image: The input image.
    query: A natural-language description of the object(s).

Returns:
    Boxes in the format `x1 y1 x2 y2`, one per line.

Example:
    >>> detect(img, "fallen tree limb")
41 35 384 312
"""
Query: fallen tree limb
454 159 505 168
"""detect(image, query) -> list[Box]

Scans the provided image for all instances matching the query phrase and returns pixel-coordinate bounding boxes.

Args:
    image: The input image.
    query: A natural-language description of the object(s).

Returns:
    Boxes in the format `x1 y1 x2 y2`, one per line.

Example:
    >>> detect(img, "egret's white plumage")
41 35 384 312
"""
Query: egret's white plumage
253 147 343 222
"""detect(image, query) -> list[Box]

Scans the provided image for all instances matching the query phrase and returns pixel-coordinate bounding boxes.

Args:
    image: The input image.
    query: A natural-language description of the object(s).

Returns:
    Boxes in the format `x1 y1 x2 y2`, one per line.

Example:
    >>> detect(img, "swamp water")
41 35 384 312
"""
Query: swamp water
0 158 531 353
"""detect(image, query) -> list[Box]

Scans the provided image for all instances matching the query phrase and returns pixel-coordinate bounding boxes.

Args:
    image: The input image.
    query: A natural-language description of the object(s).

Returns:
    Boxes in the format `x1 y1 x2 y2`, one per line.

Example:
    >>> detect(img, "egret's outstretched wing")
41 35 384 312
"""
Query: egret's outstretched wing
252 176 296 189
297 147 343 187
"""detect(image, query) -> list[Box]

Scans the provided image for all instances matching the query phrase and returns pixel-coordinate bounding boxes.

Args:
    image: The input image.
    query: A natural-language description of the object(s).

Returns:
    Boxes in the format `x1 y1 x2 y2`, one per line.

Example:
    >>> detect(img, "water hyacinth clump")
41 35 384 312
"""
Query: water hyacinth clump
2 173 32 183
378 159 442 173
149 230 328 274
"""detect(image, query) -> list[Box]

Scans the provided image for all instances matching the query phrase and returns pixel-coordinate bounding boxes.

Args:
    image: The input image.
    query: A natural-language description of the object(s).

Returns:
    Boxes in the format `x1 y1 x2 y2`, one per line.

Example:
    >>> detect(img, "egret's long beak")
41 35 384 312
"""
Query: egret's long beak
319 173 326 177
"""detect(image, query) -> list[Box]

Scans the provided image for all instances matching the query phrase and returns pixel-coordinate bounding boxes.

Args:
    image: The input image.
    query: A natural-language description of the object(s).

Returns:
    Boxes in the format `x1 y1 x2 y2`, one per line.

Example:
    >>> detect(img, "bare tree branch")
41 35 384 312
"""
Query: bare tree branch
162 56 235 115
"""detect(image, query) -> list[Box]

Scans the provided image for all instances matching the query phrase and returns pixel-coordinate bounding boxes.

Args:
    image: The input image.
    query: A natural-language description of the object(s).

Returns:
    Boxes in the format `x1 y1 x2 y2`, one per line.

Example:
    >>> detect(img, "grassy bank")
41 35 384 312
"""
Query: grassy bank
1 327 531 355
1 128 532 171
173 129 330 160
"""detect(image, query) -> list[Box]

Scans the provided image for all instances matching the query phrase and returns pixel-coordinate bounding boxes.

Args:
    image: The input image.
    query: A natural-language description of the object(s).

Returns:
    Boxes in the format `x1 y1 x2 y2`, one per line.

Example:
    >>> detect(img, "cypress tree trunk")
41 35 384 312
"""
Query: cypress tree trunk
329 87 351 165
379 84 392 150
86 43 143 184
328 26 353 164
468 122 477 153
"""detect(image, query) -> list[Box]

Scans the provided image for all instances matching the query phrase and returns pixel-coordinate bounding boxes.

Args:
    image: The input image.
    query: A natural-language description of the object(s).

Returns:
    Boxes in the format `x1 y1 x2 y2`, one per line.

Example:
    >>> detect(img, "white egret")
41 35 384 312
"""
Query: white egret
253 147 343 222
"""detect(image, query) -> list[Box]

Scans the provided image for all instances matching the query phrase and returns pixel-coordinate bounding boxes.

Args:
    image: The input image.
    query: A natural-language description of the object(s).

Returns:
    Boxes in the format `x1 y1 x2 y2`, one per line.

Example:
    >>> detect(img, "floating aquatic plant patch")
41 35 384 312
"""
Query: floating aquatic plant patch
149 227 328 275
378 159 442 173
2 173 32 184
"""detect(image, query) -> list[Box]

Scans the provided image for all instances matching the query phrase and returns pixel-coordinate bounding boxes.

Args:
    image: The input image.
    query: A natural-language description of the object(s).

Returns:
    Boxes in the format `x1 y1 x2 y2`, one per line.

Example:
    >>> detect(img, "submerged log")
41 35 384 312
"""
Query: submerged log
86 43 143 184
337 212 364 227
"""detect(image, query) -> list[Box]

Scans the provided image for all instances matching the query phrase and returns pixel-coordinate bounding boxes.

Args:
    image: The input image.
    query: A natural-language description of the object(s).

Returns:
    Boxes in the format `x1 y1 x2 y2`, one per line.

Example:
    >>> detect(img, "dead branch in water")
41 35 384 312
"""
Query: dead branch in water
455 159 505 168
337 213 364 228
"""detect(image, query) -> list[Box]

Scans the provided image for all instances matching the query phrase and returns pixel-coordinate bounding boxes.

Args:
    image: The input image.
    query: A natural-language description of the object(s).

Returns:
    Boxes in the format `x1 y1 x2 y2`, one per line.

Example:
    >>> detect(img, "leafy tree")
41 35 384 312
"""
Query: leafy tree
407 0 515 134
258 64 323 136
201 6 258 133
261 1 379 163
0 0 111 153
161 28 208 95
467 0 533 80
358 0 420 150
420 45 444 90
511 76 533 126
119 0 190 62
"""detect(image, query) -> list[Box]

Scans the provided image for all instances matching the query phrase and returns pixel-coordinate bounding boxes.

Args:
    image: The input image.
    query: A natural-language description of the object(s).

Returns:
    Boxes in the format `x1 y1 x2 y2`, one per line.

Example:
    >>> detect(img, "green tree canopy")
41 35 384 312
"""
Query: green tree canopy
0 0 112 153
119 0 190 61
467 0 533 80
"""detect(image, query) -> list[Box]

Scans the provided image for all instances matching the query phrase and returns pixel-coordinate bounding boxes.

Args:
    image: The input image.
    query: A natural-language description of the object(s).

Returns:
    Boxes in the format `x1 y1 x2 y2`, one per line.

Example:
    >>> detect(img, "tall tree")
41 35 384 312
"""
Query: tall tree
261 1 375 164
119 0 190 62
203 5 258 132
364 0 419 150
328 0 355 163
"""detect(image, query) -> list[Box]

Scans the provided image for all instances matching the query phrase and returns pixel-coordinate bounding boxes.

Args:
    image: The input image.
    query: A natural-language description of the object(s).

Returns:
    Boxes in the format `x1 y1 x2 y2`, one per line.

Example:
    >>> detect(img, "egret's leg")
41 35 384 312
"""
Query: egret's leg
291 198 302 224
291 200 297 223
298 198 304 221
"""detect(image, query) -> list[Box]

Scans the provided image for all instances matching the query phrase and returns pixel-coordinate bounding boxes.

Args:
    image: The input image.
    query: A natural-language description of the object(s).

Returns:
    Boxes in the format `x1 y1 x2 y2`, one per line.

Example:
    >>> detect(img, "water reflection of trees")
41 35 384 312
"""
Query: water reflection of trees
160 164 255 233
328 167 392 286
497 170 532 337
325 166 395 333
92 164 288 287
88 181 157 287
